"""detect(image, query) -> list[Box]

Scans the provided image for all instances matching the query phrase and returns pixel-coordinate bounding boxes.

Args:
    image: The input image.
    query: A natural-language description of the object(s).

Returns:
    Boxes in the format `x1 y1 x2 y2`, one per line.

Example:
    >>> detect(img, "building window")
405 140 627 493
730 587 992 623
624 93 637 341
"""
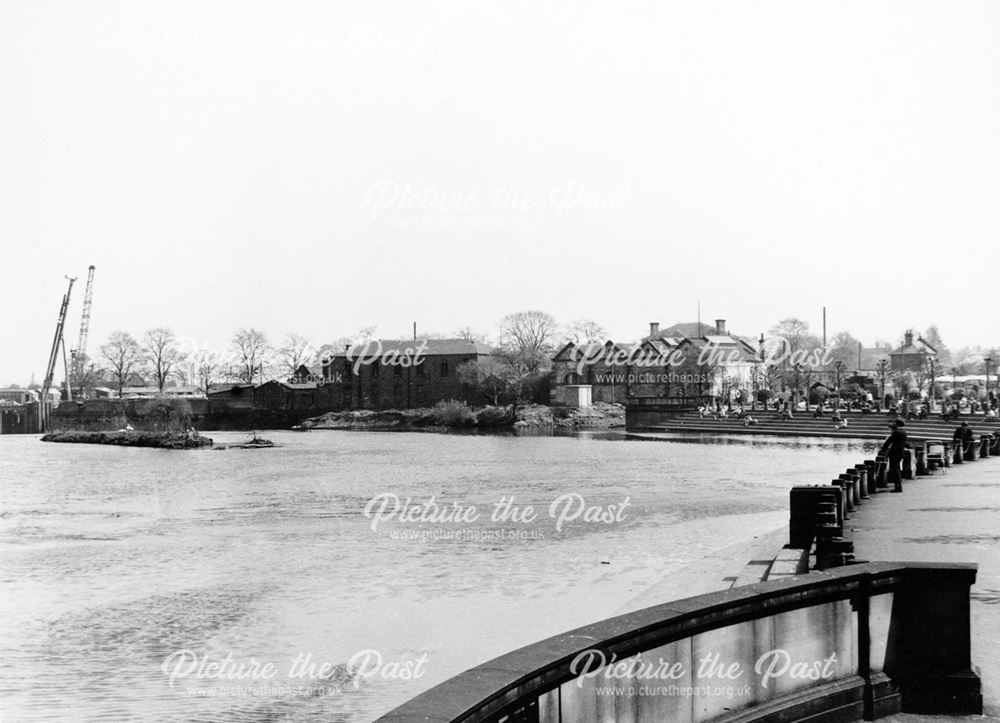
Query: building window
440 360 449 377
564 372 579 385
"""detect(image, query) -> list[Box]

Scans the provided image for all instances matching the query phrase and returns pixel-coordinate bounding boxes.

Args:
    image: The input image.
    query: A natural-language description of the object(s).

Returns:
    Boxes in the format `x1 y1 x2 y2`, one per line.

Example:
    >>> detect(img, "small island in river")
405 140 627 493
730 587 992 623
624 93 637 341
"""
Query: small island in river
41 431 214 449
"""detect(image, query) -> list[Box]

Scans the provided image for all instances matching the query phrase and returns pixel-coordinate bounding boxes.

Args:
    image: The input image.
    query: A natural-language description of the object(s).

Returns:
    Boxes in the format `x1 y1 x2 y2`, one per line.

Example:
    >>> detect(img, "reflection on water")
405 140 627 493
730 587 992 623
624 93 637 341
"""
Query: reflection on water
1 430 867 721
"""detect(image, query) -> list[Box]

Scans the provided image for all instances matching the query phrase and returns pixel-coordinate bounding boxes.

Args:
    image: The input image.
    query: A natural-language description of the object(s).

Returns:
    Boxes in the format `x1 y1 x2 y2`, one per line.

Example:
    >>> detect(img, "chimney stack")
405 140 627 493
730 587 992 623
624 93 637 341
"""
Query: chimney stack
904 330 913 347
715 319 727 335
649 322 660 337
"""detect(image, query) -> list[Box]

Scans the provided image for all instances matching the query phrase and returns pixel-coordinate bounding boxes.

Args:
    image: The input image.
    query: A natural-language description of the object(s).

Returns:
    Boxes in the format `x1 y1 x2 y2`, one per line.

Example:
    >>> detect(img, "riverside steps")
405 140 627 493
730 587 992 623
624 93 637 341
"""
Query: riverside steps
626 408 999 445
379 444 994 723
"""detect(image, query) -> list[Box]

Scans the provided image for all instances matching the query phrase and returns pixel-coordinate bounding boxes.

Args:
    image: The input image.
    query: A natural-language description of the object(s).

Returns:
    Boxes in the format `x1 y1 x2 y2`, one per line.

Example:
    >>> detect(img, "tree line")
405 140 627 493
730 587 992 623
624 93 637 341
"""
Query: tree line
39 313 998 403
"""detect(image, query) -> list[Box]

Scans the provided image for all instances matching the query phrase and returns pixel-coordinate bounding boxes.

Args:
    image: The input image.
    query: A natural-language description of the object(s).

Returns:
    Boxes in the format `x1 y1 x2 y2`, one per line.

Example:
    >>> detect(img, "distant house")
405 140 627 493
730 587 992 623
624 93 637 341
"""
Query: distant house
289 364 323 384
889 330 937 372
321 338 495 410
550 319 760 406
207 383 256 409
550 340 647 405
0 388 38 406
255 380 322 412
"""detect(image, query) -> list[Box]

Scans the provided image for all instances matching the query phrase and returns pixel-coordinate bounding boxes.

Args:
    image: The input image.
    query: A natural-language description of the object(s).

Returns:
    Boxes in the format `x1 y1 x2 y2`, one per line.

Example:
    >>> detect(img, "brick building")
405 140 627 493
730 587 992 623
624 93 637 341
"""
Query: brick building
889 330 937 372
550 319 760 406
255 380 327 412
321 338 495 410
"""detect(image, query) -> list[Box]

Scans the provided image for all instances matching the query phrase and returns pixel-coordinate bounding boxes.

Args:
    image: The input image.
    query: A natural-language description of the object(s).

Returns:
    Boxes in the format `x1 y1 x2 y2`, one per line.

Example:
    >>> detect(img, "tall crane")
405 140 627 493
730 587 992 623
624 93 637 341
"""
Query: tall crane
41 275 75 431
71 265 96 394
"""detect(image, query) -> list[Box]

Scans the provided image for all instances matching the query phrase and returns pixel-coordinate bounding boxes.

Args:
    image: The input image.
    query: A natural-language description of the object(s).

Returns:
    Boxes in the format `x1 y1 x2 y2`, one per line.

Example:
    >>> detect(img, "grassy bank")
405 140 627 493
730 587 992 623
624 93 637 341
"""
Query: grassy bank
302 402 625 431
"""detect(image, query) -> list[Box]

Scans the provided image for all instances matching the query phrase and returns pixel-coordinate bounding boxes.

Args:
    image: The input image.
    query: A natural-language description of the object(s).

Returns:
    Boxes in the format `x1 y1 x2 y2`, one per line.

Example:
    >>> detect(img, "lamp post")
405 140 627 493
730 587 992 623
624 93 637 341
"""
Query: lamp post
794 362 802 408
986 357 993 410
833 359 844 409
927 357 939 411
876 358 889 410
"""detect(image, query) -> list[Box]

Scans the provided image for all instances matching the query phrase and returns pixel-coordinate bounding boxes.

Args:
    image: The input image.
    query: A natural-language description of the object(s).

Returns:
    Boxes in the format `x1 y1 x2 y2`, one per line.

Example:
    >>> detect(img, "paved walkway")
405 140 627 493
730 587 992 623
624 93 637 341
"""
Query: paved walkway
849 458 1000 721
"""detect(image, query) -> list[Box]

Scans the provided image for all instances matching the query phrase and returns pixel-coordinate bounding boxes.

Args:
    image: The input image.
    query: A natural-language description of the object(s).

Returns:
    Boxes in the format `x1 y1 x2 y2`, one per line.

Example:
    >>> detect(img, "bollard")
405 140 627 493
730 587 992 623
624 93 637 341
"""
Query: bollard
838 474 856 506
789 486 841 548
954 441 964 464
844 472 861 506
915 447 928 476
902 448 915 480
875 455 889 488
981 434 991 458
864 460 879 494
829 480 849 518
964 439 978 462
832 479 854 513
854 464 869 499
991 433 1000 455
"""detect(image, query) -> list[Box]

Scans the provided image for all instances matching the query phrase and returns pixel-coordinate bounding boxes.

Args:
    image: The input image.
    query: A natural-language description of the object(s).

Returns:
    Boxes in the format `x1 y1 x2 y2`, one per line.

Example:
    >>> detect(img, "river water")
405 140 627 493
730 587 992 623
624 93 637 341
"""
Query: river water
0 430 875 722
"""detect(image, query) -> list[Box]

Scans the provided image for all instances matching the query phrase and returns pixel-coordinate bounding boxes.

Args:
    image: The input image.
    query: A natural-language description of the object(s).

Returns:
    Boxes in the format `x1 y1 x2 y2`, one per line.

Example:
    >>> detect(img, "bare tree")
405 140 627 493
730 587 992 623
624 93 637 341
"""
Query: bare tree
563 319 607 345
231 328 271 384
314 338 354 365
68 353 104 398
768 318 815 354
827 331 861 369
455 326 489 344
100 331 143 397
143 327 186 393
457 357 515 405
922 325 952 366
192 349 222 396
500 310 559 374
278 333 312 376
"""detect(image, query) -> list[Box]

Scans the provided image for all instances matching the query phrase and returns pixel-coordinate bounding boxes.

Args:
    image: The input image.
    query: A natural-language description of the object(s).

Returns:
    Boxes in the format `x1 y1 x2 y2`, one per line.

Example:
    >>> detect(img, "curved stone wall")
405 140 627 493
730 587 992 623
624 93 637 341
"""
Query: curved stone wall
377 562 980 723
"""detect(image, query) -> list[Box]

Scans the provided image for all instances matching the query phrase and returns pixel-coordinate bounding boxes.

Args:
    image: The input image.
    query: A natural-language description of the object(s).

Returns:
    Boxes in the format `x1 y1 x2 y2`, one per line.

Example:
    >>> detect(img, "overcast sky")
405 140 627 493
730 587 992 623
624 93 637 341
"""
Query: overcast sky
2 1 999 384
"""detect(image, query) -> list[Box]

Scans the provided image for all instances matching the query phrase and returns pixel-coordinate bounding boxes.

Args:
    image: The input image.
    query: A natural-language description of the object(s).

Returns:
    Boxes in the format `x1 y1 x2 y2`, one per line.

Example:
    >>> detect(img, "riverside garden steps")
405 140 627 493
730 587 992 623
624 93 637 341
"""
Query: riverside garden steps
634 409 998 442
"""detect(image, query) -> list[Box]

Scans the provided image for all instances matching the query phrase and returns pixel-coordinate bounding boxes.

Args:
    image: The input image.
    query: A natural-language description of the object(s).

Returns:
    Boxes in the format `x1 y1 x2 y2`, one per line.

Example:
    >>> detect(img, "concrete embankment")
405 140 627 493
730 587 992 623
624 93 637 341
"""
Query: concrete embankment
41 431 213 449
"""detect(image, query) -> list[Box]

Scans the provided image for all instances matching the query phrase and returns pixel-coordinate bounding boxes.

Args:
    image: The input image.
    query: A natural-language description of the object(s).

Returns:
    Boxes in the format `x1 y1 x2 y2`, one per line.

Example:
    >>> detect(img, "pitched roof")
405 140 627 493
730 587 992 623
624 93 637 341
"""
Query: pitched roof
660 322 712 338
260 380 319 390
207 383 254 395
891 337 937 356
328 338 495 358
683 335 759 362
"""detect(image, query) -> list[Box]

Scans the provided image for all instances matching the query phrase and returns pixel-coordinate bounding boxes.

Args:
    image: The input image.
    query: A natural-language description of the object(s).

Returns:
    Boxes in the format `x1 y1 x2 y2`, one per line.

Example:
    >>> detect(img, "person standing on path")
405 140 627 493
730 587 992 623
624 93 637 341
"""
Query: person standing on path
954 421 975 458
880 419 908 492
